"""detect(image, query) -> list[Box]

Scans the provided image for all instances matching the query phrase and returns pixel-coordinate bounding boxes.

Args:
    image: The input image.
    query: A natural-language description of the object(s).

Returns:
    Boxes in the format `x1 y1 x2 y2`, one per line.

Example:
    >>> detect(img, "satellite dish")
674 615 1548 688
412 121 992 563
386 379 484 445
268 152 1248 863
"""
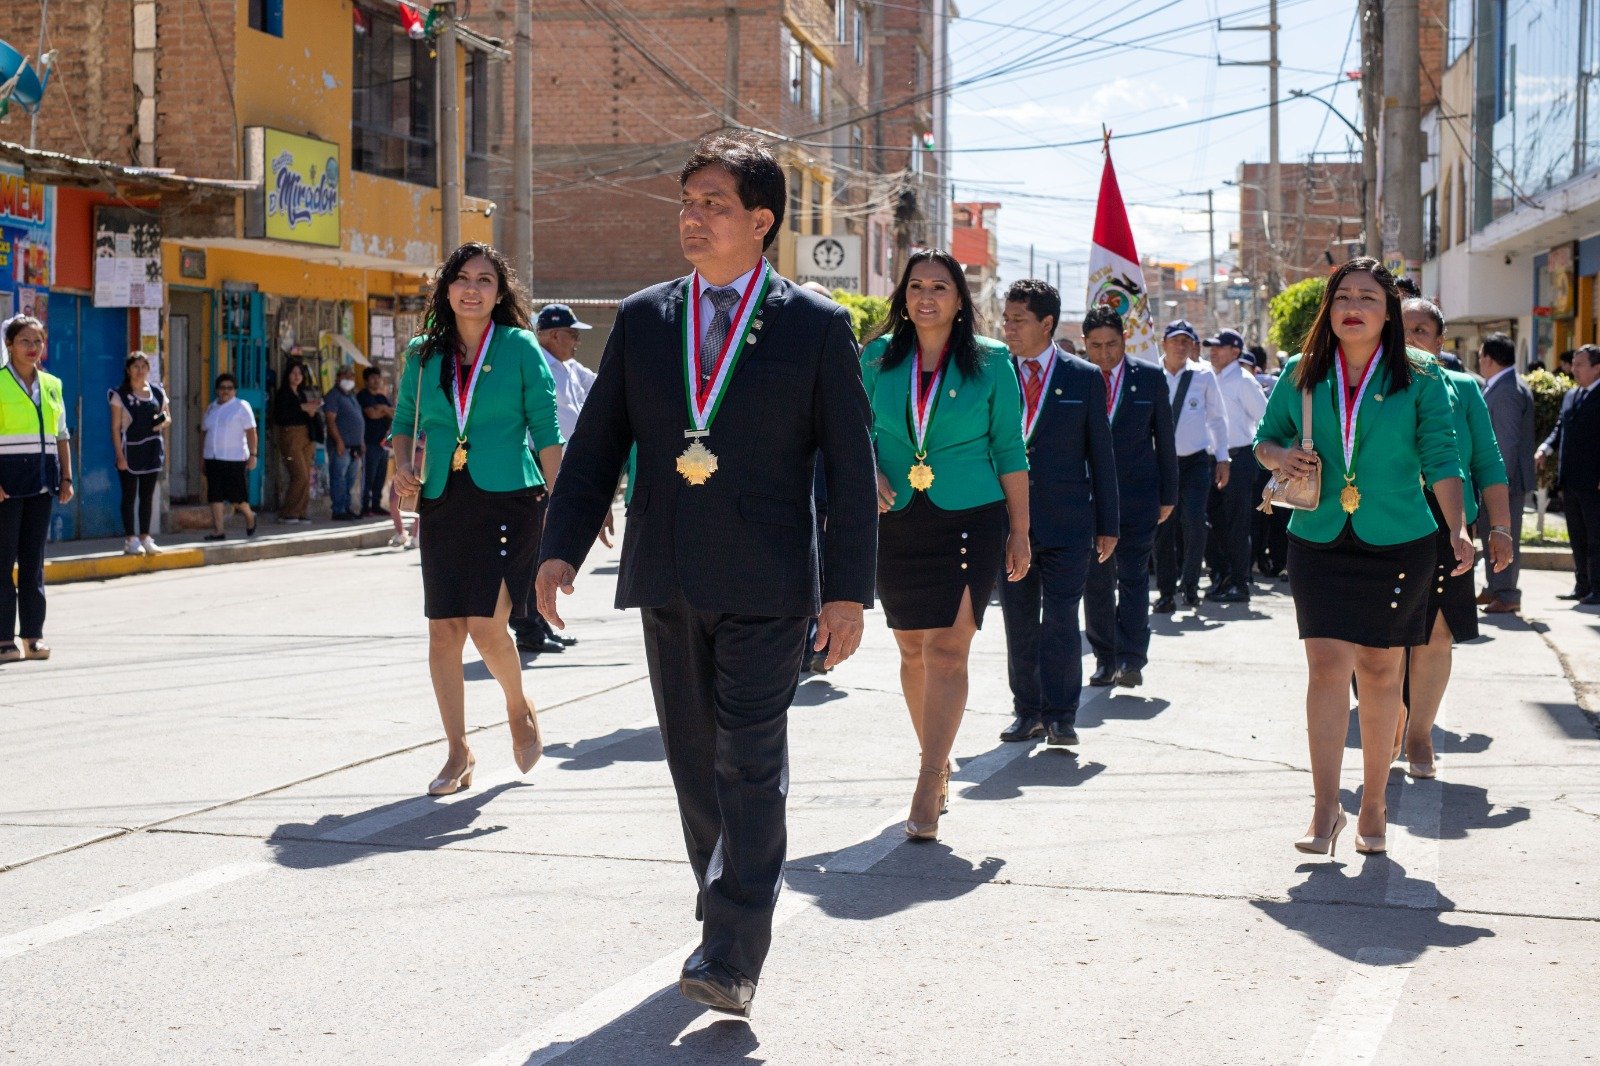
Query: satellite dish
0 40 54 115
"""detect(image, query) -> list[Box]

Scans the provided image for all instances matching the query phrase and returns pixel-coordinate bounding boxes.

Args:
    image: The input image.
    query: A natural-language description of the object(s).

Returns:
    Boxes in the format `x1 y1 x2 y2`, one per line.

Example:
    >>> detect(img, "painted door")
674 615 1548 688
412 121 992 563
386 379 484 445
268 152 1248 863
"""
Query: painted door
222 291 269 506
45 293 129 540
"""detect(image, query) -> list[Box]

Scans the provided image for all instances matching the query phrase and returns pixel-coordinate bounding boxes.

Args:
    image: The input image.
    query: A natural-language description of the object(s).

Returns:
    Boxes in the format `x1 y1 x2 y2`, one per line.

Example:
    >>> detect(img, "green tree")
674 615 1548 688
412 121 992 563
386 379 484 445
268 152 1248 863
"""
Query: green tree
1526 367 1570 491
1268 276 1326 356
830 290 890 341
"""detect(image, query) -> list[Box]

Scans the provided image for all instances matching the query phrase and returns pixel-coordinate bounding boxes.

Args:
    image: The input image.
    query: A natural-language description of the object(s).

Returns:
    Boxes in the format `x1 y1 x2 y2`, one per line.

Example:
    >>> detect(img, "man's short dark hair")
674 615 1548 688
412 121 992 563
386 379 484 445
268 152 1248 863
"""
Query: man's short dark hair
1082 305 1124 337
363 366 382 381
214 373 237 389
1479 332 1515 367
1576 344 1600 367
679 131 786 250
1394 275 1421 298
1005 279 1060 333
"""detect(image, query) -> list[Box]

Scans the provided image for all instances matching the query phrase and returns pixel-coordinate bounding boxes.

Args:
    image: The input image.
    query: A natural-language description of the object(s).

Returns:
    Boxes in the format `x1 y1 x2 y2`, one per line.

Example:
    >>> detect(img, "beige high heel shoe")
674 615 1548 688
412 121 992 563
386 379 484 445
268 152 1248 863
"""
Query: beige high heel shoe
428 753 475 796
513 708 542 774
23 639 49 660
905 765 948 841
1294 809 1347 856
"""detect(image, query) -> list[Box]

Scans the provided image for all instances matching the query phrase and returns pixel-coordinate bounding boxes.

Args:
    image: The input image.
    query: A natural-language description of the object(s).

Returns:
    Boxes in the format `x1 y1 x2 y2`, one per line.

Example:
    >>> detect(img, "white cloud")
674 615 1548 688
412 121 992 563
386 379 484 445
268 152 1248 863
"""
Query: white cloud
954 78 1191 130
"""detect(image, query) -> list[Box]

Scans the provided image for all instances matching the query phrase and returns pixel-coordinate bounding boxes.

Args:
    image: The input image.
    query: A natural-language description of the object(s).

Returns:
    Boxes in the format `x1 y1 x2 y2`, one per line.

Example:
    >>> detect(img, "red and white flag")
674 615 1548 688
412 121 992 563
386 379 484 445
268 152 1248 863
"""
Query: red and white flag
1086 139 1157 364
397 2 428 39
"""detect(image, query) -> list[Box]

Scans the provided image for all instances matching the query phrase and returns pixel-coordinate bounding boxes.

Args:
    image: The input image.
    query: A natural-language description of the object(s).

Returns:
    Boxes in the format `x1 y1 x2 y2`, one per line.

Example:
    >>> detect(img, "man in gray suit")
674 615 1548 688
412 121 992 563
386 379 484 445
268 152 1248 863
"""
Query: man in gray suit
1479 332 1536 613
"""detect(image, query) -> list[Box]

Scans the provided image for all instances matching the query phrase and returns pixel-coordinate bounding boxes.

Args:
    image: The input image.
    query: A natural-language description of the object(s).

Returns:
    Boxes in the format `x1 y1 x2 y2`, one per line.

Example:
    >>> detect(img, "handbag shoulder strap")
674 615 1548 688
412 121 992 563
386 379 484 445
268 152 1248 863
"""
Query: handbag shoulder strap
1299 386 1314 449
409 353 423 469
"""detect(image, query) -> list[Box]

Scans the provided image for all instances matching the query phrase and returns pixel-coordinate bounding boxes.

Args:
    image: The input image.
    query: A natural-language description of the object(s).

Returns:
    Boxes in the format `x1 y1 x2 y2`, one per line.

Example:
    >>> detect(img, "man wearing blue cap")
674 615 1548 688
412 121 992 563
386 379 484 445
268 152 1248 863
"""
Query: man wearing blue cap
1155 320 1229 612
1202 328 1267 603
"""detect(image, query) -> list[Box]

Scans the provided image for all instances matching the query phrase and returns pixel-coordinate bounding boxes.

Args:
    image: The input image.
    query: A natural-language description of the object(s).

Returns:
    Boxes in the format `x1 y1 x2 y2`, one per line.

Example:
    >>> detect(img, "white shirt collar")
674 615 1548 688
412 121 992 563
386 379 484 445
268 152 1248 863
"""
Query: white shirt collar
1017 343 1056 368
1483 365 1512 391
698 265 759 297
1162 359 1199 379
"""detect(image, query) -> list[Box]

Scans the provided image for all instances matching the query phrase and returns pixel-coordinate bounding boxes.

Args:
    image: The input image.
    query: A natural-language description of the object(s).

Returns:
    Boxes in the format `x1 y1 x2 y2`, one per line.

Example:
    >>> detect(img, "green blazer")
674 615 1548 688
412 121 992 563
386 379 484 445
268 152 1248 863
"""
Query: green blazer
1253 349 1461 545
1443 367 1508 526
393 326 564 500
861 333 1027 512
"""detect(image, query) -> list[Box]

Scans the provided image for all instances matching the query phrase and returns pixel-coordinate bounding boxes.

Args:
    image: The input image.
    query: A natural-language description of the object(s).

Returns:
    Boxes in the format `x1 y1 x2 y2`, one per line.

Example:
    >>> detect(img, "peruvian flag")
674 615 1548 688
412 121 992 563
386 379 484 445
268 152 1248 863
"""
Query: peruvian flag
397 2 428 39
1086 137 1157 364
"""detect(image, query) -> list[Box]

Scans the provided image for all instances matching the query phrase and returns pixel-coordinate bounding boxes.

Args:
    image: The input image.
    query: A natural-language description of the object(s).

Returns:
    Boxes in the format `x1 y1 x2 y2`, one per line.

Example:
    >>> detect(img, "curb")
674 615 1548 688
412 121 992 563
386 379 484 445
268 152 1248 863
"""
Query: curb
1521 544 1573 572
43 523 396 585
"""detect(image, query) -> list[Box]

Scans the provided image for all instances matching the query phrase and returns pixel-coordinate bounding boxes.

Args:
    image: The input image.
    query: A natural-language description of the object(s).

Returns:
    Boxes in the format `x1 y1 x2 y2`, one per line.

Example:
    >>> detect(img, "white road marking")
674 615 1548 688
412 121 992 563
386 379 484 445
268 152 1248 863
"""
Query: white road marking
1386 777 1442 909
1299 947 1414 1066
0 862 269 961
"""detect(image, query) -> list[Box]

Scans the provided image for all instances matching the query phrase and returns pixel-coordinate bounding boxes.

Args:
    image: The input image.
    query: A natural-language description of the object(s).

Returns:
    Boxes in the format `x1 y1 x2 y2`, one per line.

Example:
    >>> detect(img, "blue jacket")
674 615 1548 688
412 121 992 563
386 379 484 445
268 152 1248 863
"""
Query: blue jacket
1105 358 1179 530
1020 351 1119 548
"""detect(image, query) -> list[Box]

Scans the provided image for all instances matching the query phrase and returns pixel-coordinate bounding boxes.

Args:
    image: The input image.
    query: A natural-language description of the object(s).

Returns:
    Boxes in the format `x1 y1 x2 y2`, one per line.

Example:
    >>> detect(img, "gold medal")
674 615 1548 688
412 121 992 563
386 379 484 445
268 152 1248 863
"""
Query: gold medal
677 438 718 485
908 460 935 492
451 441 469 472
1340 477 1361 514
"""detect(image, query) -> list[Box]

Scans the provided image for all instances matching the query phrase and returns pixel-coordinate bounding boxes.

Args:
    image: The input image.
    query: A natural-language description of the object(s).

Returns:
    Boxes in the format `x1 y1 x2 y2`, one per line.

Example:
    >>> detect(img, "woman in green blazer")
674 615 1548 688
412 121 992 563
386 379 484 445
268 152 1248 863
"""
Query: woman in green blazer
1398 298 1514 779
392 242 564 797
862 248 1030 842
1254 258 1473 858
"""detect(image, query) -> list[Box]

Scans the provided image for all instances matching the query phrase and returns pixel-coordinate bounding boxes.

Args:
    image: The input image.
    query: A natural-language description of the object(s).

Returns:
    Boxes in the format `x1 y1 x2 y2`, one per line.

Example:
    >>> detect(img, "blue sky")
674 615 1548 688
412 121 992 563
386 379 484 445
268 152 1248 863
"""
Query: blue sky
945 0 1363 312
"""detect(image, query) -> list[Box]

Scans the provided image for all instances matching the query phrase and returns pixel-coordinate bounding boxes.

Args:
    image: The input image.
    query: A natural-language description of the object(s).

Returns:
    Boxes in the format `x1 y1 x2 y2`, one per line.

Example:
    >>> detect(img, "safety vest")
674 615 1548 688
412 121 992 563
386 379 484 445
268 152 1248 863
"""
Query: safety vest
0 364 65 496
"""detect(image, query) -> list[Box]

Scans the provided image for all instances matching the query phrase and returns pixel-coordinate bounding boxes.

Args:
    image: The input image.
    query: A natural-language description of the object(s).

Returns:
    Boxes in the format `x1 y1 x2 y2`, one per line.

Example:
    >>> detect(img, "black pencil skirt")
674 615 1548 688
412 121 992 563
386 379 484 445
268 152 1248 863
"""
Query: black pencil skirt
1426 492 1479 642
877 494 1008 630
1287 522 1435 648
418 469 545 620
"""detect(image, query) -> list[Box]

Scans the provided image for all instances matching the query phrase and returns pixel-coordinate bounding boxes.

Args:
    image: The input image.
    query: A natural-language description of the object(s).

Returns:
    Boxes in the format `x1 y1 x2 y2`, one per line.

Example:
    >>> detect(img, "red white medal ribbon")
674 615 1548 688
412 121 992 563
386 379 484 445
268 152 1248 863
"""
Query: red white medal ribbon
1105 359 1126 418
908 344 951 455
451 323 495 438
1018 350 1058 442
1333 344 1382 471
686 262 768 430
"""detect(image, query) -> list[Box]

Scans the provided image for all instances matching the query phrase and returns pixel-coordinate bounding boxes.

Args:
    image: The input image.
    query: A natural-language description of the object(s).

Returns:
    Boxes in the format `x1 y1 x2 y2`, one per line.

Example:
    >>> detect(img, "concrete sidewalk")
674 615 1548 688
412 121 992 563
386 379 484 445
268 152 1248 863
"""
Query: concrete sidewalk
40 515 401 584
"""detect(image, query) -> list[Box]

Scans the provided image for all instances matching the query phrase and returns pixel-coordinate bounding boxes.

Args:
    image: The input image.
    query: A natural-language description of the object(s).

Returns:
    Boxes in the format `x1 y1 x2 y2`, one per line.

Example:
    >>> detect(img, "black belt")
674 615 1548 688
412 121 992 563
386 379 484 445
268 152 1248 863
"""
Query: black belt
1177 451 1214 463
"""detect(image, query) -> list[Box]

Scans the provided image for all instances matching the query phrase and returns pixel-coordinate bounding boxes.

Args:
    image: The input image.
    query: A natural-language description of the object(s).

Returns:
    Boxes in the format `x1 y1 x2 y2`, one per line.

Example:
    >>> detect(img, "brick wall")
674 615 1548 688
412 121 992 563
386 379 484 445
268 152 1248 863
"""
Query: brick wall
152 0 238 179
1419 0 1446 112
0 0 137 164
1238 161 1366 288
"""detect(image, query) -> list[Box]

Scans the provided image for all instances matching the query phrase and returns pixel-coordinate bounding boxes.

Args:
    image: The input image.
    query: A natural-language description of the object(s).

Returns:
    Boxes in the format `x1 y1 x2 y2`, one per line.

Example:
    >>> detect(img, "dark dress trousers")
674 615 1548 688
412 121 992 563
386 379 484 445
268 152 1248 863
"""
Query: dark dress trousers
1000 353 1119 725
1084 359 1179 671
1542 384 1600 596
538 270 877 981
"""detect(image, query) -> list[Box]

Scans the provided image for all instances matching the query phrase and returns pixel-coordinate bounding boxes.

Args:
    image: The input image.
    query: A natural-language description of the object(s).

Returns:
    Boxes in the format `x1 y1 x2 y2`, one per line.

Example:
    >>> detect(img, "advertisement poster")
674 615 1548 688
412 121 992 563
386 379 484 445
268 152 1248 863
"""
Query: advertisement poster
93 205 164 308
0 162 56 318
244 128 341 247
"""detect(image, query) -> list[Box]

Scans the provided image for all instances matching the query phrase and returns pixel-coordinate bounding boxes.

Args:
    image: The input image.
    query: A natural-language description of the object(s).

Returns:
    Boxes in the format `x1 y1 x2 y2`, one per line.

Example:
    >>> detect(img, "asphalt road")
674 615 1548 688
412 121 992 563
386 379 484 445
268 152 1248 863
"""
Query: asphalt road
2 519 1597 1064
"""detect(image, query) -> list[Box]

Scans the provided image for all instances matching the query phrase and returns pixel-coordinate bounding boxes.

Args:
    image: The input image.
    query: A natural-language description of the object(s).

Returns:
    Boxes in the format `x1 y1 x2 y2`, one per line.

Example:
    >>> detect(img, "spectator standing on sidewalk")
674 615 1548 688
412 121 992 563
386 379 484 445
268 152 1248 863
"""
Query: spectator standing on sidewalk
199 373 258 540
0 315 74 665
1537 344 1600 605
1203 328 1268 604
273 362 318 523
1154 320 1228 613
108 352 170 556
1476 333 1536 614
322 365 365 520
357 367 394 517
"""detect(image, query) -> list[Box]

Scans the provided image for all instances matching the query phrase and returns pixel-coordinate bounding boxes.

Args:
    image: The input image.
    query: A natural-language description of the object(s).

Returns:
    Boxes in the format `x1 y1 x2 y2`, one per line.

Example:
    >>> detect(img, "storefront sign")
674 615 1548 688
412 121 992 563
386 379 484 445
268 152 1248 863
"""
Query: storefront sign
244 127 341 247
1544 243 1576 319
0 162 55 309
795 235 863 292
179 246 207 279
92 205 163 308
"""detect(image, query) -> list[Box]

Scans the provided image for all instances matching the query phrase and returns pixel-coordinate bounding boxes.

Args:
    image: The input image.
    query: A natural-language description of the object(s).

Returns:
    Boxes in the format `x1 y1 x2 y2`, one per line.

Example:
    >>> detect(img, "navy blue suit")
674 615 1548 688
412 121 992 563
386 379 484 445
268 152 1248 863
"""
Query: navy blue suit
1084 358 1179 671
1000 352 1119 724
1542 383 1600 595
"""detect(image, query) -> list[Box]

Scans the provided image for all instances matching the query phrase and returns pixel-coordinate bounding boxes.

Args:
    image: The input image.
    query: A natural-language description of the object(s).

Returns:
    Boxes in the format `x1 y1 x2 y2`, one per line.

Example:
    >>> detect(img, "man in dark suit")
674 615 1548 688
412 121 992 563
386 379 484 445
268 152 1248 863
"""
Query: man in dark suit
997 280 1119 747
1537 343 1600 605
535 132 877 1016
1479 333 1536 613
1081 306 1178 687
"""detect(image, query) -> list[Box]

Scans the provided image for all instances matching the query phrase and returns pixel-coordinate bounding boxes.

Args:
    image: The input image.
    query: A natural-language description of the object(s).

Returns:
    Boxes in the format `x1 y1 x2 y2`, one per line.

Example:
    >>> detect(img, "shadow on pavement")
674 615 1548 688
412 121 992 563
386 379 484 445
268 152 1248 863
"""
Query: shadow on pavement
785 846 1006 922
792 679 848 707
1252 858 1495 964
1433 728 1492 754
1532 701 1600 741
956 749 1106 802
1149 614 1225 636
1391 781 1531 840
1079 694 1171 725
266 782 521 869
545 726 666 771
530 989 763 1065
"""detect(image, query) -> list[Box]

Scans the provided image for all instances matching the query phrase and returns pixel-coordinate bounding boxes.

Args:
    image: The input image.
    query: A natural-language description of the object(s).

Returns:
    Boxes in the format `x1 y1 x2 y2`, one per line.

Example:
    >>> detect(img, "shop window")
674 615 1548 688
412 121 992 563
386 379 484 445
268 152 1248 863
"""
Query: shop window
855 8 866 65
465 50 493 199
249 0 283 37
786 30 803 105
809 58 824 121
836 1 847 46
789 170 803 233
811 181 823 236
352 2 438 187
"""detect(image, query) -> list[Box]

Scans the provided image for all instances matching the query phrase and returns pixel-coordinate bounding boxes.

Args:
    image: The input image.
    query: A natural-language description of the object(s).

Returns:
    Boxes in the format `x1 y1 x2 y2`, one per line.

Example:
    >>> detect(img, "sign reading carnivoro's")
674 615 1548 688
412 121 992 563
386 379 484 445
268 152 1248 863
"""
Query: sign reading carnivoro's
244 128 341 247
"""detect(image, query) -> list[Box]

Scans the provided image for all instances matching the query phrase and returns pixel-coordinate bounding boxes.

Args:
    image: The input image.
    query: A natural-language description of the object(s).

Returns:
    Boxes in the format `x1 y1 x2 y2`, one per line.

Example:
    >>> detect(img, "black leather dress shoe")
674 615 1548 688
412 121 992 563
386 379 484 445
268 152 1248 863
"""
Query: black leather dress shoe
679 953 756 1017
1559 590 1589 601
1210 586 1250 604
1044 721 1079 747
1182 589 1200 608
1581 594 1600 607
1000 714 1045 742
1089 662 1116 686
553 634 579 647
1114 666 1144 688
1153 595 1176 614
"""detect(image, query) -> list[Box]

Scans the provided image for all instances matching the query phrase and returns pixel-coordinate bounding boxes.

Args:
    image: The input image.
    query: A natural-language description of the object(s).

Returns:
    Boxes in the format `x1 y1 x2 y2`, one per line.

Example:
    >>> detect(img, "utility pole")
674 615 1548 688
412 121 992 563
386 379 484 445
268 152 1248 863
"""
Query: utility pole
1029 244 1035 278
1219 1 1282 299
1382 0 1421 273
1360 0 1384 259
511 0 533 286
1180 189 1218 331
438 4 462 256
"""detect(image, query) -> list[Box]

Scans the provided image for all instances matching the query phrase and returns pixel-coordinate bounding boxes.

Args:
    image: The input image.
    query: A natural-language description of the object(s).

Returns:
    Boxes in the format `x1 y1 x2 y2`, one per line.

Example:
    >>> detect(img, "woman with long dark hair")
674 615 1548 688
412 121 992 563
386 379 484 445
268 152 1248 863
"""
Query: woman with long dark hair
272 360 319 523
862 248 1030 840
109 351 170 554
0 316 73 664
1253 258 1472 857
391 242 565 795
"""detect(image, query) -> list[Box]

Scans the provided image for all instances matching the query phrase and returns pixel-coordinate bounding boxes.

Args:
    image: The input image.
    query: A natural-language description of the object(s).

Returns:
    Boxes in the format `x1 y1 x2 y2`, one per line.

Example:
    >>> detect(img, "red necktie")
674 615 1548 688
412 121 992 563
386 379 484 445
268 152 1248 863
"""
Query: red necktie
1024 360 1043 414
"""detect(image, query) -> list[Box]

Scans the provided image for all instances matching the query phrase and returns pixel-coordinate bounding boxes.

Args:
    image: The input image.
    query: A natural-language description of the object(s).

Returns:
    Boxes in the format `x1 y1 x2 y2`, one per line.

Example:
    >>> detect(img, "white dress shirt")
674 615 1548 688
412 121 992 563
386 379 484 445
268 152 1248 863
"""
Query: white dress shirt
1214 359 1268 449
1163 360 1229 460
544 349 595 440
696 265 759 348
